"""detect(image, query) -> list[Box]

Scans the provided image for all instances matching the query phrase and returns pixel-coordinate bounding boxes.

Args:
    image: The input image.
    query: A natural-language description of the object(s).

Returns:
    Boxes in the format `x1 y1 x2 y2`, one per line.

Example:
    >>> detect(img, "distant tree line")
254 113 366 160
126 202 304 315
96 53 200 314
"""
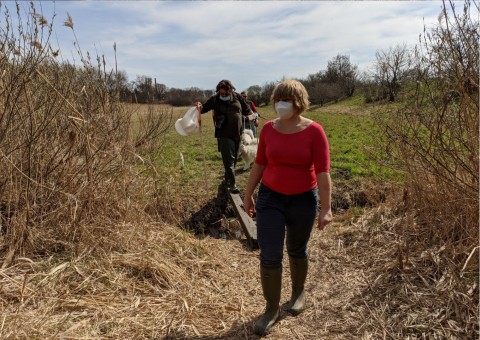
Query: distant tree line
110 45 425 107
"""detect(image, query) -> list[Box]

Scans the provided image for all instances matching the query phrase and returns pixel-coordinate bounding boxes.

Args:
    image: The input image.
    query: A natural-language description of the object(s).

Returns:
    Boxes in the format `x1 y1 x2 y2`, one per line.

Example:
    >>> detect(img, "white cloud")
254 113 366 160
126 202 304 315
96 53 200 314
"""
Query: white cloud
3 0 445 90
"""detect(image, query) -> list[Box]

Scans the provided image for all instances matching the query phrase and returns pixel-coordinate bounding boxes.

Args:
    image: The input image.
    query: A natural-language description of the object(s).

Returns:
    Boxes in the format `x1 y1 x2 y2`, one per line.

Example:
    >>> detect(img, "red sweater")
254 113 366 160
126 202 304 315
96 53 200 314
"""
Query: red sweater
255 120 330 195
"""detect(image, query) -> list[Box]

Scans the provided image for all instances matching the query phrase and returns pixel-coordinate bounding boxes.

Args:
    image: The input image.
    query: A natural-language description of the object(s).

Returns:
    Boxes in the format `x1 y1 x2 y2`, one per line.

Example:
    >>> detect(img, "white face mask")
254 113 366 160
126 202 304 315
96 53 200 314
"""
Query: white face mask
219 93 230 101
275 101 295 119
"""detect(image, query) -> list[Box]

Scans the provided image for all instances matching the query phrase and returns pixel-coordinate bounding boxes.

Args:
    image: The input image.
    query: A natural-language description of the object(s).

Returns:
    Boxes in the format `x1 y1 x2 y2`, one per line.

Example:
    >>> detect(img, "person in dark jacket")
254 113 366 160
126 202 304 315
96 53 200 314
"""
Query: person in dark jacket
241 91 259 137
195 80 253 193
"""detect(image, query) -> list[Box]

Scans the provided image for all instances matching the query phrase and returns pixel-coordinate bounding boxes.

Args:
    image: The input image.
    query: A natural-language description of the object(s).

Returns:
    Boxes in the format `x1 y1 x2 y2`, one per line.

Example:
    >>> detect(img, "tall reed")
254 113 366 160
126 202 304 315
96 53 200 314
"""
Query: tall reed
0 2 171 266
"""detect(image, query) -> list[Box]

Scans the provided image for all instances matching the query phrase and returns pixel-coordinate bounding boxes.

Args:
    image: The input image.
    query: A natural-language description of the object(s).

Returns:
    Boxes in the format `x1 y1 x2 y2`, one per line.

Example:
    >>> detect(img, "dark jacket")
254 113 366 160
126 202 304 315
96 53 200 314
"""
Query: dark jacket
245 99 257 112
200 92 251 140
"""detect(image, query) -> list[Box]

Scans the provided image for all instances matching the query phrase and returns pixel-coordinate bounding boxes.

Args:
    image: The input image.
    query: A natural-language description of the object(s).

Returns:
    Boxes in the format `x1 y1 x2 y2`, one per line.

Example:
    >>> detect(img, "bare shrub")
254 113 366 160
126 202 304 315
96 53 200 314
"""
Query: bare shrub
376 0 478 259
374 43 414 102
373 1 478 335
0 2 171 266
132 104 173 152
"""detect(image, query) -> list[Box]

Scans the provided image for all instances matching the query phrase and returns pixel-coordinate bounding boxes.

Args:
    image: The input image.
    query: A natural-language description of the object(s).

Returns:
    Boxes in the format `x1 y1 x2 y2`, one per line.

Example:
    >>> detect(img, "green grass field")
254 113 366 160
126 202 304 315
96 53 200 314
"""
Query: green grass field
153 99 398 197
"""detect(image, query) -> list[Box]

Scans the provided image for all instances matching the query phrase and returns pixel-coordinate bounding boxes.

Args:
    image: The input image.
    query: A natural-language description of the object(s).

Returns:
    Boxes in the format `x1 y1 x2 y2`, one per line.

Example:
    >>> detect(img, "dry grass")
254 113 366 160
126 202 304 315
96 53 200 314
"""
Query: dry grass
0 4 172 265
372 1 478 298
2 190 476 339
0 222 259 339
0 2 477 339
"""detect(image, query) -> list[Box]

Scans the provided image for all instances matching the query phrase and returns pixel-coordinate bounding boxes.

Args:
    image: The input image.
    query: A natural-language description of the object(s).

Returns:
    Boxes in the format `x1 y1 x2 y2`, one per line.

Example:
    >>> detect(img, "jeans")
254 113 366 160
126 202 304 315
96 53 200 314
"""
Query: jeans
256 183 319 269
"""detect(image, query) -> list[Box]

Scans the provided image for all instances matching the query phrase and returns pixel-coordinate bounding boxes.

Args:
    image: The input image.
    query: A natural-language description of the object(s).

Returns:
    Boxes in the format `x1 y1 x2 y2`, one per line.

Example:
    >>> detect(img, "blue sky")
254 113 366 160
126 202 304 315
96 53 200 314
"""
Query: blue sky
5 1 446 91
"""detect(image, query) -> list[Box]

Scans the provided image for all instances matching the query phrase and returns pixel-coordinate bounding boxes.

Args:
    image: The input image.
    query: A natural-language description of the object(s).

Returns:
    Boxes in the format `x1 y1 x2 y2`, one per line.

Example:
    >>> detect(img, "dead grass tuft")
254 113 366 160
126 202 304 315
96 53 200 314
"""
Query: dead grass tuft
0 222 262 338
347 204 479 339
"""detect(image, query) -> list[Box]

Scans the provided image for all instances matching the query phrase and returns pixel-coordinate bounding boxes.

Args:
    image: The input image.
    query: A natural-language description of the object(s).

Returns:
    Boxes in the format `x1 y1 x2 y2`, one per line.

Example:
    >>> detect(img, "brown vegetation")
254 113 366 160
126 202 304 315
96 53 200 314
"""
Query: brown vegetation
374 0 478 275
0 1 477 339
0 3 170 265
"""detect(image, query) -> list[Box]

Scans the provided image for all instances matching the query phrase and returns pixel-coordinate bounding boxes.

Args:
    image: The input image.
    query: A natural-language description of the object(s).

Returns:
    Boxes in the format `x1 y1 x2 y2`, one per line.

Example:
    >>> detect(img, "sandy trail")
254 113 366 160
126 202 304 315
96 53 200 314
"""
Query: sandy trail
194 214 386 340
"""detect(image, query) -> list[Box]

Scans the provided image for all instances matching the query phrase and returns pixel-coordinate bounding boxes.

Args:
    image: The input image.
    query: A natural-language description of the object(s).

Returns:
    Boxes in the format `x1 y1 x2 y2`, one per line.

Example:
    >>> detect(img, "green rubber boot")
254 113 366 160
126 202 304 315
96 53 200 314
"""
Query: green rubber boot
287 256 308 315
254 266 282 336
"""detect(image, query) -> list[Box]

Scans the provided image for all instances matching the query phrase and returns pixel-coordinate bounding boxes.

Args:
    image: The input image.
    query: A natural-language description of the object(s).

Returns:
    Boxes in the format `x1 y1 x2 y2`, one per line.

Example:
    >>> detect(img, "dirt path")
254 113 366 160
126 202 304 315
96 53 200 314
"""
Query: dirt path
246 220 378 339
189 212 389 340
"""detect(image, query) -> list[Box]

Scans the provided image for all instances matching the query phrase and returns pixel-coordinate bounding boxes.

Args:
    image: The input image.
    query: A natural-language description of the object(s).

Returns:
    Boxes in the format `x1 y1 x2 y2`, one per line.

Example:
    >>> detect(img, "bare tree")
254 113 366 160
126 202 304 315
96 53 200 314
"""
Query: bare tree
374 44 413 101
357 70 379 103
134 75 154 103
260 81 276 106
105 69 132 101
325 54 358 97
244 85 262 107
154 82 168 102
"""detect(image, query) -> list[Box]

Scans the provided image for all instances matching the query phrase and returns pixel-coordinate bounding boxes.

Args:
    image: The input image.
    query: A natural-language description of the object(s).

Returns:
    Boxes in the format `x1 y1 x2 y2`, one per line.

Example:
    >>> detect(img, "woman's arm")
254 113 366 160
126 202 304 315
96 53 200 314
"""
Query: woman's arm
243 163 265 217
316 172 332 230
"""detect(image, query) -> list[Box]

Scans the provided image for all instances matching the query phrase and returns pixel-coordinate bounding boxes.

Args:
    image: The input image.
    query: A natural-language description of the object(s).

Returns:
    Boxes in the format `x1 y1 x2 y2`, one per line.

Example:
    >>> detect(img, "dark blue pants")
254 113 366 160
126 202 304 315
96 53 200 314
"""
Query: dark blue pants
256 183 319 269
218 137 239 186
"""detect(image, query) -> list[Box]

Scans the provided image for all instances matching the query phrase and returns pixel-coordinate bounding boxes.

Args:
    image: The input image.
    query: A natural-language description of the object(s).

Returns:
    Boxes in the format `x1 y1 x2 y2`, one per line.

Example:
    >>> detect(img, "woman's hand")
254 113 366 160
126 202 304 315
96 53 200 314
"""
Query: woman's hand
316 172 332 231
242 163 264 218
317 208 332 230
243 195 256 218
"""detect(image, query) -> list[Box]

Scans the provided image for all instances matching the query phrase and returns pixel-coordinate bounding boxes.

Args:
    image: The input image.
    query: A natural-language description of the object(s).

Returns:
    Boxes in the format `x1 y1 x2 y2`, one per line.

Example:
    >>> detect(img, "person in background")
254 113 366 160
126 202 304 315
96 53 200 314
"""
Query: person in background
195 80 253 193
243 79 332 335
241 91 259 137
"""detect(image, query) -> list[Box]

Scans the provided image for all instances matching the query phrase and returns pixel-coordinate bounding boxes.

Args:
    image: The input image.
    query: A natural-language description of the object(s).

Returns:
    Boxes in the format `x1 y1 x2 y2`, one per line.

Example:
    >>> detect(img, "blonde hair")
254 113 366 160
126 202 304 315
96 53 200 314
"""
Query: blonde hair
270 79 309 113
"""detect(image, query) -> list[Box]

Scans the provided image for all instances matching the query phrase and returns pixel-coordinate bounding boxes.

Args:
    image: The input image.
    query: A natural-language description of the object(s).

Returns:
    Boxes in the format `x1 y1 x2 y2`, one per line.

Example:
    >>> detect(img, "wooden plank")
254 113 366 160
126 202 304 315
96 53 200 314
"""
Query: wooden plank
227 190 257 242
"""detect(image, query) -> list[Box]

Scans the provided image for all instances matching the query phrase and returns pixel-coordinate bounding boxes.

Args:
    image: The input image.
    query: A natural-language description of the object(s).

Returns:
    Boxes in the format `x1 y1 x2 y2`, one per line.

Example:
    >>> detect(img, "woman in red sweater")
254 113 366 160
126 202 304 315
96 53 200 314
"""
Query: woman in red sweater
243 79 332 335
